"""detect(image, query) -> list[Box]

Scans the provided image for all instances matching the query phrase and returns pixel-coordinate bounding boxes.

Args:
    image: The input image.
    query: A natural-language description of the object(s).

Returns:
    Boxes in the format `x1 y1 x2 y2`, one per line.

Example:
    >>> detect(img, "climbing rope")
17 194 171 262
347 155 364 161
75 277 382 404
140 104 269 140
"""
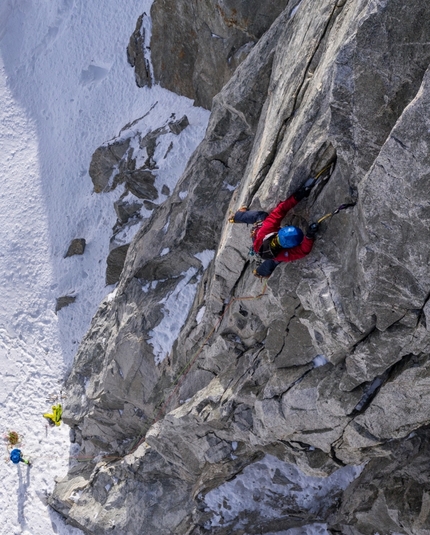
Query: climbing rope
75 279 269 462
313 162 333 181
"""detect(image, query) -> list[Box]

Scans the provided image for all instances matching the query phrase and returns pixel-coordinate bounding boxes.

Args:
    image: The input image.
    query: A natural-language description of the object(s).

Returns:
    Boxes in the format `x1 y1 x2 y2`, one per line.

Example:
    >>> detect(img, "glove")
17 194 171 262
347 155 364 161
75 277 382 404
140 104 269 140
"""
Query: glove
293 177 316 201
306 222 318 239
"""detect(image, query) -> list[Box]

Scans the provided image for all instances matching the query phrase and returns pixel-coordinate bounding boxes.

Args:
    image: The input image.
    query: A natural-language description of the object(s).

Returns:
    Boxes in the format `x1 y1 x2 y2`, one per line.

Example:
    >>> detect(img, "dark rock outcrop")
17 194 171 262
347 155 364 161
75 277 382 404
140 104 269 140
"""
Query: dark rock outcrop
64 238 86 258
150 0 293 109
56 296 76 313
106 244 130 286
127 13 152 88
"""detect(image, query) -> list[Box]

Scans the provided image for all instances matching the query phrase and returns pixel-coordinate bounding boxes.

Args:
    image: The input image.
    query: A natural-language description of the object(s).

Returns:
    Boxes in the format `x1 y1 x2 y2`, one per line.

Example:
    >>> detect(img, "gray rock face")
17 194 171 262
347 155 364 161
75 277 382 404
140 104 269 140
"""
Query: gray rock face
55 295 76 313
150 0 293 109
127 13 152 88
65 238 86 258
51 1 430 534
330 428 430 535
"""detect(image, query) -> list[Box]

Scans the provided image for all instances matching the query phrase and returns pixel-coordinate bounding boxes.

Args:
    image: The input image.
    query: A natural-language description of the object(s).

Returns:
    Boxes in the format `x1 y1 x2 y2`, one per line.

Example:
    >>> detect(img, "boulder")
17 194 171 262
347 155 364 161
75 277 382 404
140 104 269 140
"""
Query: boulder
56 295 76 313
64 238 86 258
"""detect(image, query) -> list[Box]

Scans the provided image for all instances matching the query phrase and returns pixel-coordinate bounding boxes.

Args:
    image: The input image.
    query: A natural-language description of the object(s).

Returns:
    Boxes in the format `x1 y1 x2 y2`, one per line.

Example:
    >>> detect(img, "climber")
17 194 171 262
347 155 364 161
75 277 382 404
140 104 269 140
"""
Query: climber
43 403 62 426
9 448 31 465
229 178 319 278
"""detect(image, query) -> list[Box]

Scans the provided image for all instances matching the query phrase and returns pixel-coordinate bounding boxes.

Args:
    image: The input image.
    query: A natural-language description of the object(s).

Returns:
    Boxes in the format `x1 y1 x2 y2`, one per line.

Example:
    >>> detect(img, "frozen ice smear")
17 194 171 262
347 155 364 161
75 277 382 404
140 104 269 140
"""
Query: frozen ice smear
194 249 215 269
148 268 199 365
0 1 208 533
203 454 363 531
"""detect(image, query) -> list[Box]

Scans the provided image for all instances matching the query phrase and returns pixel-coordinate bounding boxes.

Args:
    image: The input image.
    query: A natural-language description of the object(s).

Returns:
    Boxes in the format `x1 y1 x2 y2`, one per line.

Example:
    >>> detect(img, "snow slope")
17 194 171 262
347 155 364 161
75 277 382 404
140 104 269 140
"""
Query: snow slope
0 1 209 533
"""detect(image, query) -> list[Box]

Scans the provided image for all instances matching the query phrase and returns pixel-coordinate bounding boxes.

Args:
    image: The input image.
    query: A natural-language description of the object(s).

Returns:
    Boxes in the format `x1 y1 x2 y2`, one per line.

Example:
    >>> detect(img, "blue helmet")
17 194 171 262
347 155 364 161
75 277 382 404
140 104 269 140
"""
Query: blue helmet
10 449 22 464
277 226 303 248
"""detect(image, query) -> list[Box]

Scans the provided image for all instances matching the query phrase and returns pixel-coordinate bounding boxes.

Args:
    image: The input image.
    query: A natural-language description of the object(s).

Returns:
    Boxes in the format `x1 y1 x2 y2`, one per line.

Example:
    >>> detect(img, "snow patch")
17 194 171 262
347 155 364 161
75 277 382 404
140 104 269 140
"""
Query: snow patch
196 306 206 325
223 181 236 191
313 354 328 367
203 454 363 530
148 268 199 364
194 250 215 270
290 1 304 18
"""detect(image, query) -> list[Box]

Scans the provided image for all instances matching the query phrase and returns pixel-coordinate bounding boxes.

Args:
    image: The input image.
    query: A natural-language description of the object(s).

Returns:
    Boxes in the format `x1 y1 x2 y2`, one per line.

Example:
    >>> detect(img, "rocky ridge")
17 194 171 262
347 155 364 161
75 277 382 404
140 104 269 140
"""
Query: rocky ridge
50 1 430 534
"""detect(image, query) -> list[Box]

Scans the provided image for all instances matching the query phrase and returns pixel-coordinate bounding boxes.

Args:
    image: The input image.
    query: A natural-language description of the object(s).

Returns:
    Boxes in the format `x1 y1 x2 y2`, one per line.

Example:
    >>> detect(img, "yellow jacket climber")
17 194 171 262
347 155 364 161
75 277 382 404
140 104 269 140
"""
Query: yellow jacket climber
43 404 62 426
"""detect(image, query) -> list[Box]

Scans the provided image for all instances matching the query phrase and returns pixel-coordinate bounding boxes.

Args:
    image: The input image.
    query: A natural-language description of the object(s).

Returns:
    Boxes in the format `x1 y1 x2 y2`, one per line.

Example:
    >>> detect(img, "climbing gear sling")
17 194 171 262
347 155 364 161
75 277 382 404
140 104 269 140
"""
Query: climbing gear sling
317 203 356 224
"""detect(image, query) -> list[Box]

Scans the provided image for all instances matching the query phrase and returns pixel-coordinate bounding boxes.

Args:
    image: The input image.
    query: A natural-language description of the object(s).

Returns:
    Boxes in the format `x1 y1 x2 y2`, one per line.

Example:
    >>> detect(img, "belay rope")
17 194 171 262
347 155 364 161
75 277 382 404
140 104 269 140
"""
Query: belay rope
76 279 269 463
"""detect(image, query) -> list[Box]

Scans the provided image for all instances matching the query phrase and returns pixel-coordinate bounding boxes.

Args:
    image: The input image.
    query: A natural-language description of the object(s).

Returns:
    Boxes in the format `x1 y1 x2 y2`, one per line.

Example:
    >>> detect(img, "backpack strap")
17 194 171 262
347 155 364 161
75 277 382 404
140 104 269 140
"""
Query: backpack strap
258 232 282 260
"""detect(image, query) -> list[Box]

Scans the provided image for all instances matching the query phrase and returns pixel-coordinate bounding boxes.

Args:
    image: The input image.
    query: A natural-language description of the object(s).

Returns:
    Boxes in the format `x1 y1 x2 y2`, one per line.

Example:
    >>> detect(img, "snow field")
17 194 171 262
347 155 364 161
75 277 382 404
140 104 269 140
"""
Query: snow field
0 1 208 533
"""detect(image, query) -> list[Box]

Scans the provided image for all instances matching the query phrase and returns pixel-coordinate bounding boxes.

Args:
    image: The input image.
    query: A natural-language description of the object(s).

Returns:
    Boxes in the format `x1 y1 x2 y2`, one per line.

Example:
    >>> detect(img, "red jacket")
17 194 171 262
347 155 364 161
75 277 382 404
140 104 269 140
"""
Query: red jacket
253 195 314 263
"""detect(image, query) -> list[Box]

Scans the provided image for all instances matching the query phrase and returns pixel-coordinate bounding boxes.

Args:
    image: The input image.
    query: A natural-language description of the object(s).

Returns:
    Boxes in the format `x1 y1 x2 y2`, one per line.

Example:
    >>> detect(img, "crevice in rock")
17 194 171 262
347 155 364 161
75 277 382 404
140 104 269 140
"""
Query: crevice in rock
329 443 347 467
249 2 345 197
350 353 420 417
350 374 387 415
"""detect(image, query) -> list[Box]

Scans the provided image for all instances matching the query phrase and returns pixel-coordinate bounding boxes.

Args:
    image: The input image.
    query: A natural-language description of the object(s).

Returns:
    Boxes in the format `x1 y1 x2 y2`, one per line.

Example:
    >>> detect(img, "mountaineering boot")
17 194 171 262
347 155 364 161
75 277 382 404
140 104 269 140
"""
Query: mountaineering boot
228 205 248 223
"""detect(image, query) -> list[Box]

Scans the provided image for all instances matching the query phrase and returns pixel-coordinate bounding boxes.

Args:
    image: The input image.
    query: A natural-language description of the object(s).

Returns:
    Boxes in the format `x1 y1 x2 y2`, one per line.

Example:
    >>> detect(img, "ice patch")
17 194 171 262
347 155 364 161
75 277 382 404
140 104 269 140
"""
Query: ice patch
203 454 363 530
223 181 236 191
160 248 170 256
290 1 303 18
194 250 215 270
196 306 206 324
313 354 328 367
148 268 199 364
106 288 117 302
140 12 155 84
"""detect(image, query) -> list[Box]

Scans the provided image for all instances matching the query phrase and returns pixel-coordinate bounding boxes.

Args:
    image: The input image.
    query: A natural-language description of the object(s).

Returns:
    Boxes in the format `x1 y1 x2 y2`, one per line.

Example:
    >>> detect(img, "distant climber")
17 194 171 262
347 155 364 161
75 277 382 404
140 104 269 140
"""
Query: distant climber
10 448 31 465
229 178 319 278
43 403 63 426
